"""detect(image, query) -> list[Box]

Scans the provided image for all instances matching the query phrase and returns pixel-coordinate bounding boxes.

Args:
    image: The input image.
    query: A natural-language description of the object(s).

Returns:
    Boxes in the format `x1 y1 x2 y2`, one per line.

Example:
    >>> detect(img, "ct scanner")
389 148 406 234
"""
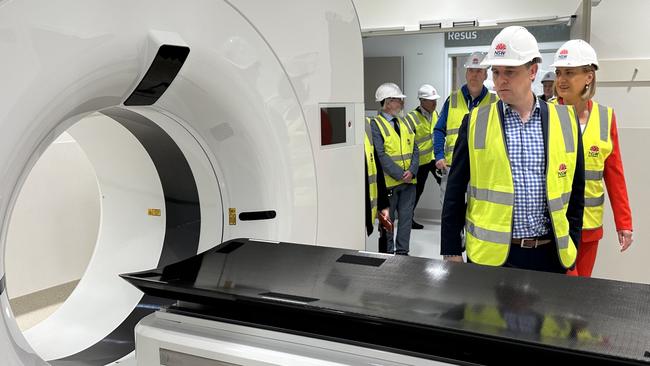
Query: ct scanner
0 0 364 364
2 1 650 366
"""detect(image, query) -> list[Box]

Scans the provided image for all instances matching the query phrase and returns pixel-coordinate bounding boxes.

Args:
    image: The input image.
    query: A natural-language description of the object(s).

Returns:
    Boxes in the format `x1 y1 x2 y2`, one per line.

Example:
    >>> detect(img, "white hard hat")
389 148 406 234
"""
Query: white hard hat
541 71 556 83
417 84 441 100
375 82 406 102
481 26 542 67
550 39 599 70
463 51 489 69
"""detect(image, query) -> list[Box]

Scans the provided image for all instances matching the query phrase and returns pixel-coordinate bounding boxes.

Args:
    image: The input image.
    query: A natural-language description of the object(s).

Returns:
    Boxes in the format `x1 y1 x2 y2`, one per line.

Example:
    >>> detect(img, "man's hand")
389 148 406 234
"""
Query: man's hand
435 159 448 171
402 170 414 183
618 230 633 252
378 208 392 232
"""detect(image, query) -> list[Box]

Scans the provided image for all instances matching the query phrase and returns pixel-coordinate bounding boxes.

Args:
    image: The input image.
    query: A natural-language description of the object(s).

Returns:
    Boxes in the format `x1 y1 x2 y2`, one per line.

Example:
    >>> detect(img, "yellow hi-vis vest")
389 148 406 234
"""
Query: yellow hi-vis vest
445 90 498 165
465 102 579 268
373 114 417 189
580 102 613 229
463 305 603 344
407 109 439 166
551 100 613 230
365 117 378 221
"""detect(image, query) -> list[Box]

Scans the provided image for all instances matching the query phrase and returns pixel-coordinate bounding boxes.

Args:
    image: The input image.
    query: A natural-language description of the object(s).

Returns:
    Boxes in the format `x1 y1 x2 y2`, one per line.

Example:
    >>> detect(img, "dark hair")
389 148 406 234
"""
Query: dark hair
524 58 540 68
380 100 385 107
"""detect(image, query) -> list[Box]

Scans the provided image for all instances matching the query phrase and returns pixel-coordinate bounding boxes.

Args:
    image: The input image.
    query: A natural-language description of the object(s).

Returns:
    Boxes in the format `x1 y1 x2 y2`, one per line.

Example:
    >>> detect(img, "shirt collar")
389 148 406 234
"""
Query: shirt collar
380 111 395 121
502 93 541 116
461 84 488 106
417 106 432 121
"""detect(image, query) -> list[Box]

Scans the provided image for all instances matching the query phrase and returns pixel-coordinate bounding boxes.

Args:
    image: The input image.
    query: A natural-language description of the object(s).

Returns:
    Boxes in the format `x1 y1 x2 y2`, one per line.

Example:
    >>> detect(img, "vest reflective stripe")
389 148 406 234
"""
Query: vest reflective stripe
581 102 613 229
408 109 437 165
585 170 603 180
556 235 570 249
418 145 434 157
598 104 608 142
445 90 499 165
473 105 491 149
365 118 378 220
465 103 578 268
468 186 514 206
555 104 575 153
466 220 511 245
548 192 572 213
374 115 417 188
375 117 391 136
585 195 605 207
390 153 413 162
404 118 416 134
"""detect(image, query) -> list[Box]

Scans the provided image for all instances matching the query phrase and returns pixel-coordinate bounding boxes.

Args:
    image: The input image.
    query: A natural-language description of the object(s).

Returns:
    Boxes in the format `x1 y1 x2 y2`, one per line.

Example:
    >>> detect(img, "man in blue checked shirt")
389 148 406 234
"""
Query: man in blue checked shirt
440 26 584 273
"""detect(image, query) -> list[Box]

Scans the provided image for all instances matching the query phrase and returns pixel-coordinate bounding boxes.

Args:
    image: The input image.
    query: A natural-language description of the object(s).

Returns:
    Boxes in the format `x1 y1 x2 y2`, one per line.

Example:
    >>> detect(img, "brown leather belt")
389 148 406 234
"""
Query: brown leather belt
511 237 553 248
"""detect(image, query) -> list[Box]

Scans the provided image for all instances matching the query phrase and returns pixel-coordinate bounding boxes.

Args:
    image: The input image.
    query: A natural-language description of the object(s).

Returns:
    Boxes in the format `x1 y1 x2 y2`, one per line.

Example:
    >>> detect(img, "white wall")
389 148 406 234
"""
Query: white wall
353 0 580 30
363 32 446 216
588 0 650 284
5 132 99 299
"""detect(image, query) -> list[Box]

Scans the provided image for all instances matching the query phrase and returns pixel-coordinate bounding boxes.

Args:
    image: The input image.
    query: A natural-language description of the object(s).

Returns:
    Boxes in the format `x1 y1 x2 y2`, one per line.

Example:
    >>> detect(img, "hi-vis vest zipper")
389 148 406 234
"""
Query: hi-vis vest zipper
373 114 417 189
445 90 498 165
407 109 439 166
364 117 378 220
465 102 579 268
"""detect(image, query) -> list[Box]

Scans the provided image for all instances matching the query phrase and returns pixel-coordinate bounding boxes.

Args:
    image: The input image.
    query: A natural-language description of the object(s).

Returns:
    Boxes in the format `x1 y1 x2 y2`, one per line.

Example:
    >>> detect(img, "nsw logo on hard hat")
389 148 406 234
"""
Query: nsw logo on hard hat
558 49 569 60
472 58 479 64
558 163 567 178
494 43 507 57
588 145 600 158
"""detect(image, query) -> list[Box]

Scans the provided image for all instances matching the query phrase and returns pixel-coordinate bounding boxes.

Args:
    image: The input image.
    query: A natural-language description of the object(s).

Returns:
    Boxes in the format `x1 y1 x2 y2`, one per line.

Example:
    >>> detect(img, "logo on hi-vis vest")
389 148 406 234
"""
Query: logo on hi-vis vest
494 43 507 57
558 49 569 60
558 163 567 178
588 145 600 158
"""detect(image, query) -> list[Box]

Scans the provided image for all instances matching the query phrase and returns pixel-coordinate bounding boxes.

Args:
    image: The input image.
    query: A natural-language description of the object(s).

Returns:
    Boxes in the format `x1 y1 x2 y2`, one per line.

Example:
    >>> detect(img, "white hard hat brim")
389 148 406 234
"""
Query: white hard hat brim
420 95 441 100
465 64 490 69
481 58 531 67
375 93 406 102
550 60 599 69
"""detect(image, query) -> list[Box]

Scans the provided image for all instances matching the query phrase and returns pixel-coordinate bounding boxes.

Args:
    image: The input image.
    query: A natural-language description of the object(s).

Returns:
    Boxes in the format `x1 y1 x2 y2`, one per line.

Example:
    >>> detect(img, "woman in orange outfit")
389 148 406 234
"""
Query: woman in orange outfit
551 40 633 277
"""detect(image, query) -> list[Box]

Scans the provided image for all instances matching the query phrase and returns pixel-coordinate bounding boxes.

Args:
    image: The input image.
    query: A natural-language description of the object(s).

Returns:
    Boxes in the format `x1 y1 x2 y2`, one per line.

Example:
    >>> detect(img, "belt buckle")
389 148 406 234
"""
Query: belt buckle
520 238 537 248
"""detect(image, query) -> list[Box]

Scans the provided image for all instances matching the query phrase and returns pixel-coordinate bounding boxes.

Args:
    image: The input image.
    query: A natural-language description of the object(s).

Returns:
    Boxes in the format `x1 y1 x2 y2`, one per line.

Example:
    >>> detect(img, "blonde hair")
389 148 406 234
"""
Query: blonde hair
553 65 596 101
582 66 597 100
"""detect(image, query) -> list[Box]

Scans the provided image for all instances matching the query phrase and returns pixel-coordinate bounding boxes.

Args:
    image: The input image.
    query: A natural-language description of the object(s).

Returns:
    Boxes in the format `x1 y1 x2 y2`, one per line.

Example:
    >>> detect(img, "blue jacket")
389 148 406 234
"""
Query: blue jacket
433 85 489 161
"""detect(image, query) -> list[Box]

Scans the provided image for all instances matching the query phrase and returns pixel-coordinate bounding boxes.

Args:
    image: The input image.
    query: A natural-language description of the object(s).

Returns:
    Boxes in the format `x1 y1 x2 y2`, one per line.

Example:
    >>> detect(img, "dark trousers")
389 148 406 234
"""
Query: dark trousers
503 241 566 273
414 161 440 209
378 226 388 253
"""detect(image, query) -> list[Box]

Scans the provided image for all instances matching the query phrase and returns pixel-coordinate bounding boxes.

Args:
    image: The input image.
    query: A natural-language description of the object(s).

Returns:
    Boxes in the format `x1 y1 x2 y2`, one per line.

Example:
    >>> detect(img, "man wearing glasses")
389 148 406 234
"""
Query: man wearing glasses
370 83 419 255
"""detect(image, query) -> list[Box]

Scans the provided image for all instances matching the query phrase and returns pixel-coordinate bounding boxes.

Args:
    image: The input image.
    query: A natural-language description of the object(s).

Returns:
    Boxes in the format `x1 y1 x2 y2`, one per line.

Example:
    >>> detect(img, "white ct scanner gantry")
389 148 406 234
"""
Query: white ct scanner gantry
0 0 365 364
